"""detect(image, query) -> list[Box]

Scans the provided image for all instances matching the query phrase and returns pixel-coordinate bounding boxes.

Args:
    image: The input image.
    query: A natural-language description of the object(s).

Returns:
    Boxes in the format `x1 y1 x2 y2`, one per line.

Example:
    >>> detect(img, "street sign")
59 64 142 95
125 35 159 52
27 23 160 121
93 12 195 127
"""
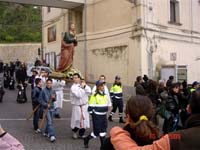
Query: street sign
170 52 177 61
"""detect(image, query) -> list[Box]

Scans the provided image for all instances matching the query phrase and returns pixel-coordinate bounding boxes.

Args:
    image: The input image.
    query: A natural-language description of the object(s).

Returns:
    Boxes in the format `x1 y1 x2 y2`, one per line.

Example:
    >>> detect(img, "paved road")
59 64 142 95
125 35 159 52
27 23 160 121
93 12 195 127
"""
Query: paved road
0 81 123 150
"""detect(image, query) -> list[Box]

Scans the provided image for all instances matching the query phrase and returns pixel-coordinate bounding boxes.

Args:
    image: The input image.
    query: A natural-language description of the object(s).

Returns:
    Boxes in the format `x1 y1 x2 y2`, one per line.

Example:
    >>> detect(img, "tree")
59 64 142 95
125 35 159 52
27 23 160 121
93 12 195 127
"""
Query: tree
0 2 42 43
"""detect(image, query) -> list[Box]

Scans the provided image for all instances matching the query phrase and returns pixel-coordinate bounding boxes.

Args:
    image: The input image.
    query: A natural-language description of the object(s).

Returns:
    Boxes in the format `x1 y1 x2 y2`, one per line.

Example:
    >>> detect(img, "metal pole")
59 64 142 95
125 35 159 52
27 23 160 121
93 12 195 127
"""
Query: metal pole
41 6 44 62
84 0 87 81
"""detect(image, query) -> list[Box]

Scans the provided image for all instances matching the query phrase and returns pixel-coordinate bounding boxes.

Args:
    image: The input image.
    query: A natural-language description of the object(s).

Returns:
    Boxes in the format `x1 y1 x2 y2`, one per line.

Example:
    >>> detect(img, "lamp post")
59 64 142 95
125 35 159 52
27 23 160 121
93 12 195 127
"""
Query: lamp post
40 6 44 62
84 0 87 81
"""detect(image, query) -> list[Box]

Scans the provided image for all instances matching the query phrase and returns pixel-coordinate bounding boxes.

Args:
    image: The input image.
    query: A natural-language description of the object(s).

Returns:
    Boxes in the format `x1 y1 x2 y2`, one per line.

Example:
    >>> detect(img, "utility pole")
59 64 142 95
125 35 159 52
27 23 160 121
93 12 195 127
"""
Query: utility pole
40 6 44 62
83 0 87 81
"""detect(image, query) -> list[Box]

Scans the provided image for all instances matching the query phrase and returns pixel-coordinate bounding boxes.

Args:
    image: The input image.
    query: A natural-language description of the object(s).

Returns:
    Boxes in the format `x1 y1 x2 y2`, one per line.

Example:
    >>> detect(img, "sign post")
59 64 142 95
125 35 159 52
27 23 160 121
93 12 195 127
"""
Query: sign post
170 52 177 65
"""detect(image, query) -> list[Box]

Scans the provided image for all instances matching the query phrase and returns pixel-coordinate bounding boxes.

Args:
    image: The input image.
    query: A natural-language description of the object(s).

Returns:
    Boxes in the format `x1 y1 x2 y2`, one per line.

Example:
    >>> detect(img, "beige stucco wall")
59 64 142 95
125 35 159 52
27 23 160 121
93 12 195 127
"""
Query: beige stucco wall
42 0 200 85
74 24 143 86
141 31 200 83
150 36 200 84
42 7 68 55
140 0 200 84
147 0 200 31
43 21 62 55
43 7 62 22
74 0 139 85
145 0 200 37
42 0 138 86
0 43 41 63
86 0 132 32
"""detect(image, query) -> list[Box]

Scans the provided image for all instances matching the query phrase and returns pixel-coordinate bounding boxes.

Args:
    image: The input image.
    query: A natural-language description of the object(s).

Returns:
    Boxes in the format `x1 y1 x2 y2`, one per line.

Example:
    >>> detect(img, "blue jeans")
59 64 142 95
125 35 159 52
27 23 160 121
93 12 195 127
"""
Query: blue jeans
32 103 40 130
172 113 180 132
54 108 61 115
44 110 55 137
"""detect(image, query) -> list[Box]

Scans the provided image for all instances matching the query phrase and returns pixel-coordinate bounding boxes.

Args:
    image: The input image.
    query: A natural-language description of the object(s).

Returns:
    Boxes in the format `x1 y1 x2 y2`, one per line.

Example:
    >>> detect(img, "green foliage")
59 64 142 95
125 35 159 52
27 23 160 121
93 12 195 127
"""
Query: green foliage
0 2 42 43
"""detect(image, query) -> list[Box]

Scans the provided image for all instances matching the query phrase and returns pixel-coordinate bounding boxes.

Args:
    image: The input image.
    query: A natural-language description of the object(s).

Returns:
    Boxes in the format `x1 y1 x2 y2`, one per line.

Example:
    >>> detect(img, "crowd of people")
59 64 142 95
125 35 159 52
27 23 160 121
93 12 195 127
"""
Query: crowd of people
29 71 200 149
100 75 199 150
134 75 198 134
29 69 125 148
0 58 199 149
102 87 200 150
0 59 28 103
0 58 50 103
30 72 121 147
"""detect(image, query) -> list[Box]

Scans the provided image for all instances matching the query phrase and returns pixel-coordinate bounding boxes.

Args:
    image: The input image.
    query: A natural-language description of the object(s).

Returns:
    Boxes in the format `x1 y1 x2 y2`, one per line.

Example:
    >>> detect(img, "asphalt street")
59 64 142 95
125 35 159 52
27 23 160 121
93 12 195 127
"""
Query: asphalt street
0 78 123 150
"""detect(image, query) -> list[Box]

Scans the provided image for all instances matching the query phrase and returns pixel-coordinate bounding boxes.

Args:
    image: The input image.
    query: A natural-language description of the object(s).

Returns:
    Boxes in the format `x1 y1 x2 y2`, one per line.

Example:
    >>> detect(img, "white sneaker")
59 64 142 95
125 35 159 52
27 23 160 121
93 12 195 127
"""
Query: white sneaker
50 136 56 142
78 135 86 139
43 133 50 138
35 129 41 134
72 132 78 139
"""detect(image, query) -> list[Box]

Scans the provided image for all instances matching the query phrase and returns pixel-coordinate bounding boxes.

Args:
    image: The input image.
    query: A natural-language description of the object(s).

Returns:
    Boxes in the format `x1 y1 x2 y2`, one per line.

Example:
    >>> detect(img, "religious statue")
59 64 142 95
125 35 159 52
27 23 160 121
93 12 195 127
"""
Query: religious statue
57 23 77 72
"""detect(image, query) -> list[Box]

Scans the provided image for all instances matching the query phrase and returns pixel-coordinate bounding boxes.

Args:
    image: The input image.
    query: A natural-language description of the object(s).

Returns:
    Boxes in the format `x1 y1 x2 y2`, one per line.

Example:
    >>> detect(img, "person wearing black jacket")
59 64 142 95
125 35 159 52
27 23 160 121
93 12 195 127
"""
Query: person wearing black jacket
16 65 27 84
177 83 190 127
170 88 200 149
166 75 174 89
141 74 149 92
0 61 3 73
0 82 5 103
9 62 15 77
163 83 180 134
30 70 38 90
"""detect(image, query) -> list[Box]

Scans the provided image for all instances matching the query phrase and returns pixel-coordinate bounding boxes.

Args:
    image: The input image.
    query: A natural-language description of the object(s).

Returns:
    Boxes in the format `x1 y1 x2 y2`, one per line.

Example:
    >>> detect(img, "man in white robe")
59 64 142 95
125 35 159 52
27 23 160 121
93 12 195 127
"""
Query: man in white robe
70 73 91 139
53 79 65 118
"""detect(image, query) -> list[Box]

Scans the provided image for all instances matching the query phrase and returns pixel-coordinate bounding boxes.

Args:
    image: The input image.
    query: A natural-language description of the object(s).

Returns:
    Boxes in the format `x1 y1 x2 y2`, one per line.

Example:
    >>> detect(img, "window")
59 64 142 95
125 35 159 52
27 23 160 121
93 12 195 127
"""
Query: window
170 0 180 23
69 6 83 34
177 65 187 83
47 7 51 13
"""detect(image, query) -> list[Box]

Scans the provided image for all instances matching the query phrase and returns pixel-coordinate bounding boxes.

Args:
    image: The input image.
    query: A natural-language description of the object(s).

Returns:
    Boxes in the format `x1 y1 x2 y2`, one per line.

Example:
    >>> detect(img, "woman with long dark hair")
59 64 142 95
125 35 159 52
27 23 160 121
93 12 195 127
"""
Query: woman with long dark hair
102 95 159 149
107 87 200 150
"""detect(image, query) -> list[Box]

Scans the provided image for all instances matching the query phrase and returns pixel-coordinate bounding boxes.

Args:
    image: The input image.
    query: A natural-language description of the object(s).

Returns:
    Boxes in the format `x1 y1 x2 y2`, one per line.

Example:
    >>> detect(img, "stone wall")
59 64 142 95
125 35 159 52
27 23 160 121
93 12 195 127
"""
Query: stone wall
0 43 41 63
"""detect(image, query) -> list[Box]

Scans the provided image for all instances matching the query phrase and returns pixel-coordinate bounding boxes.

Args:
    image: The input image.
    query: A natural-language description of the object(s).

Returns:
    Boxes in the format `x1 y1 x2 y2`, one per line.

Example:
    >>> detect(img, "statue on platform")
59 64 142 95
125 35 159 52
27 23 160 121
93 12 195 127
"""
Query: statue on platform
57 23 78 72
50 23 83 80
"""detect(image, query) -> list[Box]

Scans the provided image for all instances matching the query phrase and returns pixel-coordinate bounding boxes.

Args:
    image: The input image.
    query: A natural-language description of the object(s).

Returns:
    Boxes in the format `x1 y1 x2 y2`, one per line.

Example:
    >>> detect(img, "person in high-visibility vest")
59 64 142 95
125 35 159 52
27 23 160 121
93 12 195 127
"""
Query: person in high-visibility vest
84 80 111 149
190 81 199 93
108 75 125 123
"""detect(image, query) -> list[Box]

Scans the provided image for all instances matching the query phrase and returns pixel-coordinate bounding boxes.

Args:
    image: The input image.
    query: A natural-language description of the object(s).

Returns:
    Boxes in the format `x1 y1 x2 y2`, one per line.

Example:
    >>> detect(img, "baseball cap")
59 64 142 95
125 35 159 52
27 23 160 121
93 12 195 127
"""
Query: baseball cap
192 81 199 87
115 75 121 80
96 80 105 86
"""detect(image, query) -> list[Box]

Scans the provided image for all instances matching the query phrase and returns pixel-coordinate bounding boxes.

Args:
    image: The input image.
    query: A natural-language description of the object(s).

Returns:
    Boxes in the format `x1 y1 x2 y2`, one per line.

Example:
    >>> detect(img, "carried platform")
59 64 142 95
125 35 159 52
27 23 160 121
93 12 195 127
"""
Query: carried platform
49 66 83 80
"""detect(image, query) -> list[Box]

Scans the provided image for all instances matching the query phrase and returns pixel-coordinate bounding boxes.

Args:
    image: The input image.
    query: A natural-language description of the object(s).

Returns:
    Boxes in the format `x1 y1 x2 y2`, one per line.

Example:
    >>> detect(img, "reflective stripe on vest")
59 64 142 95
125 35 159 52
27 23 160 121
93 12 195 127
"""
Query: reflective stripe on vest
190 88 195 93
88 94 108 115
110 85 123 99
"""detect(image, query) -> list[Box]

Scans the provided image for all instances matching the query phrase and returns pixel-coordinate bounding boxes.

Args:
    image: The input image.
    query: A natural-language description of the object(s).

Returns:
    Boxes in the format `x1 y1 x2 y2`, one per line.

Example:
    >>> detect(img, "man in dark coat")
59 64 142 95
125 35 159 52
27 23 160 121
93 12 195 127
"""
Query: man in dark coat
169 87 200 150
16 66 27 84
166 75 174 89
163 83 180 134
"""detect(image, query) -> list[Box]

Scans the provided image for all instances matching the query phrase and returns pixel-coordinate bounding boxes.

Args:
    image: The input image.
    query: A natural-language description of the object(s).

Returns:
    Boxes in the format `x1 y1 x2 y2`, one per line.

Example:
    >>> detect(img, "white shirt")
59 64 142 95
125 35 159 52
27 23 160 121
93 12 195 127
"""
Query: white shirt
52 79 65 91
70 83 91 106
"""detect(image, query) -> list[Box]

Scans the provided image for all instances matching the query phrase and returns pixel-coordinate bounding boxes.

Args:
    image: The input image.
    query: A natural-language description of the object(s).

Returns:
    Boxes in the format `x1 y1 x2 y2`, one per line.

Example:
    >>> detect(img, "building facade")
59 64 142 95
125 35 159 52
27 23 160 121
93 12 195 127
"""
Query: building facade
42 0 200 85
